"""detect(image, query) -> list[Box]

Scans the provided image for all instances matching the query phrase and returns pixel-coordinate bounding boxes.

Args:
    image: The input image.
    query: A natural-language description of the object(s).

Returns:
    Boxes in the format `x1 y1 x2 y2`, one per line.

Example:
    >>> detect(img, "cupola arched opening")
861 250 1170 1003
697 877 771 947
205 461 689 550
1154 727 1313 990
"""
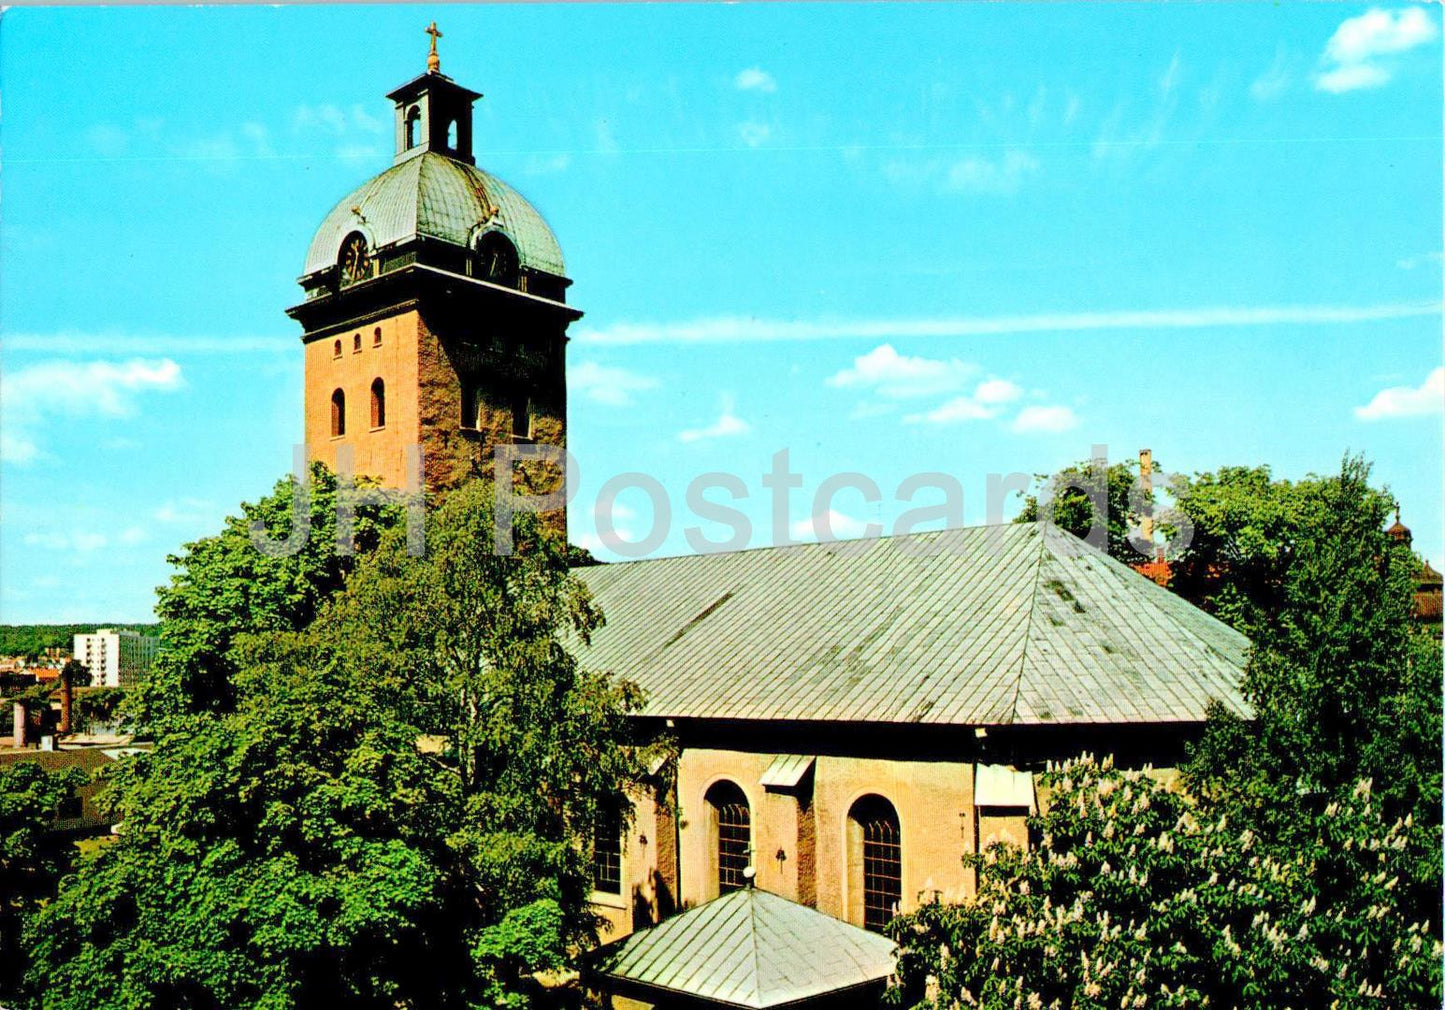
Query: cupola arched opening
404 106 421 150
704 780 751 897
330 389 346 437
847 794 901 933
370 378 386 428
446 118 458 149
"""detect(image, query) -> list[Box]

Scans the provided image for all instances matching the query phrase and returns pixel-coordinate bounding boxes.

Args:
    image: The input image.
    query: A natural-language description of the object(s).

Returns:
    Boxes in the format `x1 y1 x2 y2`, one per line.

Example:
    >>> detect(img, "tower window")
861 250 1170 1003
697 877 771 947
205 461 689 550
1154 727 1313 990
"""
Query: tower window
330 389 346 437
353 333 362 353
511 396 531 439
705 780 751 896
373 327 382 347
592 808 623 896
405 106 420 150
446 118 458 150
848 795 902 933
333 339 342 359
370 378 386 429
473 232 519 288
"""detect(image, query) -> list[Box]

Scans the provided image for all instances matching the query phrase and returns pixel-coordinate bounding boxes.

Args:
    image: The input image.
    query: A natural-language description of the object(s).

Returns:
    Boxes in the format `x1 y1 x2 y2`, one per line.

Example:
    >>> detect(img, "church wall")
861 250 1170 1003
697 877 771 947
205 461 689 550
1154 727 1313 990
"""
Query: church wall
671 748 977 928
304 311 422 487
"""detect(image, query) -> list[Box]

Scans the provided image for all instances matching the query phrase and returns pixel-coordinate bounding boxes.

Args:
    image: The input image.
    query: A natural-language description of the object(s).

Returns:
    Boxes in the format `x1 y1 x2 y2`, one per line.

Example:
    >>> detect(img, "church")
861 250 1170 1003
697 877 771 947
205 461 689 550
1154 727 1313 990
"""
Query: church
289 34 1250 1005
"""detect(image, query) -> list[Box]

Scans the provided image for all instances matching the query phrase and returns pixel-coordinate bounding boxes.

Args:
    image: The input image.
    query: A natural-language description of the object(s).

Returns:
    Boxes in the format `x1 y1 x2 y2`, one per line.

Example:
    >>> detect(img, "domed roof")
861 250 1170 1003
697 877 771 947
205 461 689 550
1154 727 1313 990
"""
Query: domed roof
302 151 566 279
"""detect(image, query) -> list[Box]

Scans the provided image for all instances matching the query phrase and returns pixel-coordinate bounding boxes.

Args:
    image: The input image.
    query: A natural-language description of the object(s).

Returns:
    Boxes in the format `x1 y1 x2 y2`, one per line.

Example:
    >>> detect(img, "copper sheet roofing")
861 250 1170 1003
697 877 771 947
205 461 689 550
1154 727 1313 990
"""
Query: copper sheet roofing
572 523 1249 727
591 887 897 1008
302 151 566 277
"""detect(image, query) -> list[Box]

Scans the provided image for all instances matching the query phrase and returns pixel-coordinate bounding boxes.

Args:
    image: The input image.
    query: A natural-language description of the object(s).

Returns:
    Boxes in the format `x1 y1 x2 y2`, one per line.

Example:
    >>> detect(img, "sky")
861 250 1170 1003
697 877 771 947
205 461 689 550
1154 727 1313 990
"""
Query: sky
1 3 1441 623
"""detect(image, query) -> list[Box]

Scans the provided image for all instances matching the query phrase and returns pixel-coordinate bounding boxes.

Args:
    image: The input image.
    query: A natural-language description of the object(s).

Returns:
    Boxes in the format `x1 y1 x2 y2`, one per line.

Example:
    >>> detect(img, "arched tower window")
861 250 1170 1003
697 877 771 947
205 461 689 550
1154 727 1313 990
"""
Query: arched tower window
333 339 342 359
705 781 751 896
353 333 362 353
370 379 386 428
373 327 382 347
330 389 346 437
405 106 420 150
847 795 901 932
446 118 458 150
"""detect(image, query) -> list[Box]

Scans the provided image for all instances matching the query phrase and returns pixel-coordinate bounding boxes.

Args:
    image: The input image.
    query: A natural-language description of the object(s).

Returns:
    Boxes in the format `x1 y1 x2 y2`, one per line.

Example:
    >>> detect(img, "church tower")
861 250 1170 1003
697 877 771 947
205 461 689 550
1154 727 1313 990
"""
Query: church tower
287 25 579 507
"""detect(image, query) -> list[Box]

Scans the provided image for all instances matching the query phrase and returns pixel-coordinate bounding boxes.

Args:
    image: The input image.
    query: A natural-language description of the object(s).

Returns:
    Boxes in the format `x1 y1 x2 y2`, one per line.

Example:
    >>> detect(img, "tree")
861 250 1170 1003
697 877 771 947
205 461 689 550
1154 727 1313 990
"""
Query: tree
891 759 1442 1009
0 761 84 1004
1186 456 1442 925
133 463 403 731
28 479 653 1009
1015 457 1154 565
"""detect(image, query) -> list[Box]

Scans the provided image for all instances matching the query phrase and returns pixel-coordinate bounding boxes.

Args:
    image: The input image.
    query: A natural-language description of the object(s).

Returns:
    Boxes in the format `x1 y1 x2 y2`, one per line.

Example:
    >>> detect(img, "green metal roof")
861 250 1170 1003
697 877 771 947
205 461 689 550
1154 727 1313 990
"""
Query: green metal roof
592 888 897 1008
302 151 566 277
572 524 1250 727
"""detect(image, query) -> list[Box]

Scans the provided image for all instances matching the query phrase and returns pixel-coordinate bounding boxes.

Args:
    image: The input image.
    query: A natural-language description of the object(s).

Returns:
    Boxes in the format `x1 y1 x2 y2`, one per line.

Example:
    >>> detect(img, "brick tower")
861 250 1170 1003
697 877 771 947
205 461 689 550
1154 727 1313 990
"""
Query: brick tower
287 28 579 507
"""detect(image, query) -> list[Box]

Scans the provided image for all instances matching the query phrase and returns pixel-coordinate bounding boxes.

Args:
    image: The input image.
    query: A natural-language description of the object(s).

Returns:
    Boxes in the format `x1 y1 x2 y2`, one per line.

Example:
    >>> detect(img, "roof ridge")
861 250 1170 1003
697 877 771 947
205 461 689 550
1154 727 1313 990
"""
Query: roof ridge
1007 526 1050 724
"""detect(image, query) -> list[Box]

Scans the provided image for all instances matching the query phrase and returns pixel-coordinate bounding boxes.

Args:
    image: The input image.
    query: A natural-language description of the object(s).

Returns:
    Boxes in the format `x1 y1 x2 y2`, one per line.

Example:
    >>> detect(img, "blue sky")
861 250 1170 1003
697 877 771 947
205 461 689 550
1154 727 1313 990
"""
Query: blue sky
1 4 1440 622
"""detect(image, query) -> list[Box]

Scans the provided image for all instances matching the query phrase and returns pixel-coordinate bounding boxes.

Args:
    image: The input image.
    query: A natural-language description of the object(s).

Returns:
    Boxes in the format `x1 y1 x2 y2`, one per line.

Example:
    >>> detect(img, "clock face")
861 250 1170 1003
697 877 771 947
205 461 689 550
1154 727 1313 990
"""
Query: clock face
475 234 519 288
339 235 371 288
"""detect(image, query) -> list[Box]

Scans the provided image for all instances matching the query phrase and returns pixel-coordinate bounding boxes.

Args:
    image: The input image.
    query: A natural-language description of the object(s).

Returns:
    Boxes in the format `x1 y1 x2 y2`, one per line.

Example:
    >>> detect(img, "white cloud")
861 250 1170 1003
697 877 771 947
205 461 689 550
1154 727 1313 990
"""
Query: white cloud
576 301 1441 346
1316 7 1437 93
6 333 291 356
292 103 386 137
1011 405 1079 434
790 509 872 541
826 344 976 399
1397 251 1444 270
735 67 777 93
1159 53 1183 95
679 397 751 443
23 530 110 553
154 498 218 525
1 359 183 464
568 361 659 407
524 152 572 176
902 377 1023 425
87 124 130 158
945 150 1039 195
1353 367 1444 420
738 122 772 147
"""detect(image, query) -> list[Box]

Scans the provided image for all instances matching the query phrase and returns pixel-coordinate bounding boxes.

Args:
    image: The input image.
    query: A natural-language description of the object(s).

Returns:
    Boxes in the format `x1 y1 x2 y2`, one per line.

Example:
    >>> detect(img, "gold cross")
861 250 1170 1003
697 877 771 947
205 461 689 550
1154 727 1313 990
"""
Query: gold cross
426 21 443 73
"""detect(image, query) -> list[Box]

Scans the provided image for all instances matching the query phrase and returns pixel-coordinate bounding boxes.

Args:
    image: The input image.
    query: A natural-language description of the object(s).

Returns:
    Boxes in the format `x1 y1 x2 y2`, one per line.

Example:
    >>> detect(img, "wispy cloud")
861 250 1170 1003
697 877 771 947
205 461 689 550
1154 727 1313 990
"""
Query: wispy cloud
1354 366 1444 420
738 122 772 148
826 344 976 399
569 361 659 407
575 301 1441 346
790 509 873 541
884 149 1040 196
1250 49 1294 101
903 378 1024 425
1396 251 1443 271
735 67 777 93
6 332 293 356
679 396 751 444
1011 404 1079 434
1316 7 1438 93
1 359 184 464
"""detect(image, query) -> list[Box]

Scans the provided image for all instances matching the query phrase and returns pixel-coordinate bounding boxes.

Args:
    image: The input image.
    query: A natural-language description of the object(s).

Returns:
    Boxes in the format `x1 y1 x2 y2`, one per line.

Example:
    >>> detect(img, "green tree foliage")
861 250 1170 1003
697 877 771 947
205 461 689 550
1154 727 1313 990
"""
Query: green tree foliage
134 463 402 730
895 456 1443 1007
0 761 85 1004
27 479 652 1009
892 760 1442 1009
1015 458 1152 564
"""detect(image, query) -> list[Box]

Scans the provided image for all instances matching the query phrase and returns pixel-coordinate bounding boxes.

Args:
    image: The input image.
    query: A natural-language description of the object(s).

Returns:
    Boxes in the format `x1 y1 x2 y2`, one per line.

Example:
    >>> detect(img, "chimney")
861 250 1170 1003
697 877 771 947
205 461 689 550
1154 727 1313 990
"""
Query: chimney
60 664 74 736
12 701 29 748
1139 449 1154 545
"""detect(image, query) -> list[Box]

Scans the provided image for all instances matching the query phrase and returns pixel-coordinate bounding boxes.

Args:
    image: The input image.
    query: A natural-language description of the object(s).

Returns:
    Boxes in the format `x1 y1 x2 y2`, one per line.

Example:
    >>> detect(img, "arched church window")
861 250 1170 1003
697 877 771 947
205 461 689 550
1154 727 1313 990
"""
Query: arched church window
473 232 519 289
353 333 362 353
847 795 901 933
705 780 751 895
370 379 386 429
333 339 342 359
373 327 382 347
331 389 346 437
405 106 420 150
338 232 371 289
446 118 458 150
511 395 531 439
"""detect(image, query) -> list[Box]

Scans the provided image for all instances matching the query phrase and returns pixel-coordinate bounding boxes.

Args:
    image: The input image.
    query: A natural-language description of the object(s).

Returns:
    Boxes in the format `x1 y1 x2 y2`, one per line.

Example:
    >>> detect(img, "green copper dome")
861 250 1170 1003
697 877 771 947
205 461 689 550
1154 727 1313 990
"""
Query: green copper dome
302 151 566 279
